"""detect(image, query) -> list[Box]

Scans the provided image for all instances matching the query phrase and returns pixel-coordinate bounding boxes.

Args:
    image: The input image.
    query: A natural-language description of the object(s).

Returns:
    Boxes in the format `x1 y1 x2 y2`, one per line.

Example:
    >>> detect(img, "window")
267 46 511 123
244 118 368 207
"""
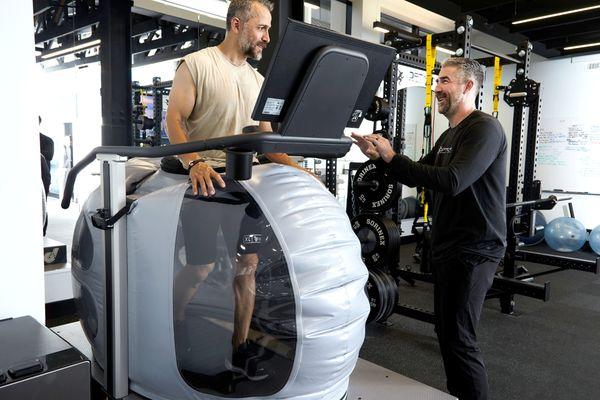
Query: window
304 0 352 34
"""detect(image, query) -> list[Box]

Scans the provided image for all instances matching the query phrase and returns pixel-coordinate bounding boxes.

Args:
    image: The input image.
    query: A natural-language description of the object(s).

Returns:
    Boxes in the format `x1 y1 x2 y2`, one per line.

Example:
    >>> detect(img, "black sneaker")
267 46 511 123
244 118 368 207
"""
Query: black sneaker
225 341 268 381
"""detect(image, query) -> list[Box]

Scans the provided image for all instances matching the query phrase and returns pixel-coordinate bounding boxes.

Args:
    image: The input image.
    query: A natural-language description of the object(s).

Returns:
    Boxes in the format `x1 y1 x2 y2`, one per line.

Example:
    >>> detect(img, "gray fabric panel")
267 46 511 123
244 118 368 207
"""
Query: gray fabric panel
242 164 369 400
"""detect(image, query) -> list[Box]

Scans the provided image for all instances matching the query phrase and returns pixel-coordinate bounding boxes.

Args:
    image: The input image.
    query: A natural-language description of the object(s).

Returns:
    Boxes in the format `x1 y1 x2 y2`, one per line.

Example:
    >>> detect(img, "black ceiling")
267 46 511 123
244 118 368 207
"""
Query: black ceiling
407 0 600 58
33 0 225 71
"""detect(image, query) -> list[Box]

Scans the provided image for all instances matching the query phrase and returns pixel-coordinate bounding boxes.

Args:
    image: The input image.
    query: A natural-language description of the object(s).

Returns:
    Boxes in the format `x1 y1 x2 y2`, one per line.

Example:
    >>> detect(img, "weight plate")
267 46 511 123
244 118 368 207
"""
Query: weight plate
370 268 389 323
353 161 400 212
380 271 399 322
351 214 401 267
365 269 388 324
403 196 418 219
398 198 409 220
370 268 393 323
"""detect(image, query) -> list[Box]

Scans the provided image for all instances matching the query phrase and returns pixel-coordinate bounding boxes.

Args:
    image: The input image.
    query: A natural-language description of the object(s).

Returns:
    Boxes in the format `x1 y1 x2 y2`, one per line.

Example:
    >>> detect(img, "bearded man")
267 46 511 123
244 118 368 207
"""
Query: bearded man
166 0 308 381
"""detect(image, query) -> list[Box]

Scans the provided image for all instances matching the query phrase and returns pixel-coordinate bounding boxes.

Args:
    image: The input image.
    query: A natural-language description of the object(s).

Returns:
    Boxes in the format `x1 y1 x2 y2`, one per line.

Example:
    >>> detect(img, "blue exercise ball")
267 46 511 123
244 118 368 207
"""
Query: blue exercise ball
544 217 588 252
589 225 600 255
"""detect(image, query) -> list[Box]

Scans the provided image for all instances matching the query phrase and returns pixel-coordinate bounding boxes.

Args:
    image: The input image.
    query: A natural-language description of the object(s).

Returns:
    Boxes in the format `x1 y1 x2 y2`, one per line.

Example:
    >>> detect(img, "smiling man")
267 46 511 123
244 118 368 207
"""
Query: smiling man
352 58 507 400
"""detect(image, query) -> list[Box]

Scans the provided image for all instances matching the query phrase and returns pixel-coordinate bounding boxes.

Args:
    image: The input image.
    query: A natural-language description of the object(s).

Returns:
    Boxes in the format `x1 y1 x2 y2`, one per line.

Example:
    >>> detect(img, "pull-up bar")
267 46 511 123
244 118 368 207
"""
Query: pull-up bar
391 30 423 46
471 44 521 64
373 21 423 46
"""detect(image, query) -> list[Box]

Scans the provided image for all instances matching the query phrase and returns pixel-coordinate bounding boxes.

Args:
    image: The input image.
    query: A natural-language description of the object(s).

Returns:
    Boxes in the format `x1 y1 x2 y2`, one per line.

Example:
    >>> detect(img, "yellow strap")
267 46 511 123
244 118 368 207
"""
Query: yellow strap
425 34 436 109
492 57 503 118
419 36 436 218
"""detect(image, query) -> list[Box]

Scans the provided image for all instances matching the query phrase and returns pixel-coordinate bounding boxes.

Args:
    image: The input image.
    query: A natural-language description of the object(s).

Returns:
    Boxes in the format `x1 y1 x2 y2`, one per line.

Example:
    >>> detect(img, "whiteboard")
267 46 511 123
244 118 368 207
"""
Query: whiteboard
528 56 600 228
536 117 600 193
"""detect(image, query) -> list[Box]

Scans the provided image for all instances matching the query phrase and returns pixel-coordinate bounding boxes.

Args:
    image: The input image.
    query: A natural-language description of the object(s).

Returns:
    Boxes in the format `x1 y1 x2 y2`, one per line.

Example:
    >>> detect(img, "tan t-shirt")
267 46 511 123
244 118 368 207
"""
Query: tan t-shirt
180 46 264 167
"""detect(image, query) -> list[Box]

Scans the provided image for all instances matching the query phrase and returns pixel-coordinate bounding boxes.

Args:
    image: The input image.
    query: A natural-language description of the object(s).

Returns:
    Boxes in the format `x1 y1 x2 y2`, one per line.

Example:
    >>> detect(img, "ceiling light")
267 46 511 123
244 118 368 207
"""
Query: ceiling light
512 4 600 25
152 0 226 20
436 46 456 55
41 39 101 59
373 21 395 34
564 41 600 51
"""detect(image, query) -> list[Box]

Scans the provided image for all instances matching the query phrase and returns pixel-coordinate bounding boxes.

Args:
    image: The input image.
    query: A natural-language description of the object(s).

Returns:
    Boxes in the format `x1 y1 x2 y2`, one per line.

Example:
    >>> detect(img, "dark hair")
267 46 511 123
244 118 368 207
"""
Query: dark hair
226 0 274 31
442 57 484 89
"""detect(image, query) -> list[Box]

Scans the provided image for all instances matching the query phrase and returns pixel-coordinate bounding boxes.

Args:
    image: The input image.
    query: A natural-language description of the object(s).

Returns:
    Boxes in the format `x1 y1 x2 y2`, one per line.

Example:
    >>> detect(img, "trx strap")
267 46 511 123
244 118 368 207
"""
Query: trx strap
423 34 437 155
417 189 430 223
412 188 432 274
492 56 503 118
414 35 436 243
425 35 436 111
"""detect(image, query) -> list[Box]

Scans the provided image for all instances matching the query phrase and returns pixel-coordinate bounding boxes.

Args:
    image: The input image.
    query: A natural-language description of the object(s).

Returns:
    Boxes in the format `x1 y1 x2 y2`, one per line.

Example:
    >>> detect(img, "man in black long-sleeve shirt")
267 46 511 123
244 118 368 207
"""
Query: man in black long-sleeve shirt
353 57 507 400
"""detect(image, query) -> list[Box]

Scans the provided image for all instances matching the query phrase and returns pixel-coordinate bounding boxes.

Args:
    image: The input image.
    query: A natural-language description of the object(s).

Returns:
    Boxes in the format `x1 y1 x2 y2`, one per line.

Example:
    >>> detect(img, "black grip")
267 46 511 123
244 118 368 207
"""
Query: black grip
61 134 264 209
8 359 43 378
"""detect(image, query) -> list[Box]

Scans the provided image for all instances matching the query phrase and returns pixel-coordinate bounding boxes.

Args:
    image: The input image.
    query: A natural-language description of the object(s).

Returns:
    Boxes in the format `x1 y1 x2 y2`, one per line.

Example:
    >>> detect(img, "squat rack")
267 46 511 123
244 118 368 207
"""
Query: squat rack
492 43 600 312
349 14 599 325
132 77 172 147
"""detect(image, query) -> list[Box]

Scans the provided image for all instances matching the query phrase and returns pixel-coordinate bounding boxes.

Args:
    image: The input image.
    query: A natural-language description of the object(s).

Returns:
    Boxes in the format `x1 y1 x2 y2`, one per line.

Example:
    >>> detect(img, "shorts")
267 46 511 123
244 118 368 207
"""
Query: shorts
180 180 269 266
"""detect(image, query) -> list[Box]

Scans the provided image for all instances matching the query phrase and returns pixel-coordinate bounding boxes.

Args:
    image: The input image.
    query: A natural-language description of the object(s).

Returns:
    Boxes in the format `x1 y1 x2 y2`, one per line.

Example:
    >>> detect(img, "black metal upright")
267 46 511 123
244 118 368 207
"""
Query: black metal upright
501 41 537 314
99 0 133 146
454 15 473 58
455 15 484 110
152 77 164 145
520 44 540 204
383 58 402 224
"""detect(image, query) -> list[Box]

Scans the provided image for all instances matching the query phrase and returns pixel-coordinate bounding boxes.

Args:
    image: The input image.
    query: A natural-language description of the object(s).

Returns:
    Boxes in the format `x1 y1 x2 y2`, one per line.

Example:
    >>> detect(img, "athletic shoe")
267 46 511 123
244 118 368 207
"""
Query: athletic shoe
225 341 268 381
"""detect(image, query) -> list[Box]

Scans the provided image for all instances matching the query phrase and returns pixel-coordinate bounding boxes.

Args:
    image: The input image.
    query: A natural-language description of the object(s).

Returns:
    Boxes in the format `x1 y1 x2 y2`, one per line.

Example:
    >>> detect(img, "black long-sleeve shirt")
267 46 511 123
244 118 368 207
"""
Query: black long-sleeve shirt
385 110 507 261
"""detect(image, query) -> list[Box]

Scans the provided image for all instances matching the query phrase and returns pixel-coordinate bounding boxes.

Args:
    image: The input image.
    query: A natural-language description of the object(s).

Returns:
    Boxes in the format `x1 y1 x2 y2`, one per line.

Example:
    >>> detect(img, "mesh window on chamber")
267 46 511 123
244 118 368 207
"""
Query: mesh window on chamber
173 183 297 397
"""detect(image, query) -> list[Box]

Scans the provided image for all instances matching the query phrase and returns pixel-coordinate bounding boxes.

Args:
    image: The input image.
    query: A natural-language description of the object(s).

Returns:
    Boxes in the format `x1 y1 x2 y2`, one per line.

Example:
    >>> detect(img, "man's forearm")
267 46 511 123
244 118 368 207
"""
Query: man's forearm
259 121 300 167
166 114 199 166
386 154 458 194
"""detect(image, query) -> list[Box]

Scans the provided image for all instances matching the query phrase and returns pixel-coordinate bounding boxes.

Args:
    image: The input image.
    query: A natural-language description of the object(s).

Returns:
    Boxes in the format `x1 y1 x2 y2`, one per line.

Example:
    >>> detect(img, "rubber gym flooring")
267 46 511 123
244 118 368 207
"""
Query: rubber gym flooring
360 243 600 400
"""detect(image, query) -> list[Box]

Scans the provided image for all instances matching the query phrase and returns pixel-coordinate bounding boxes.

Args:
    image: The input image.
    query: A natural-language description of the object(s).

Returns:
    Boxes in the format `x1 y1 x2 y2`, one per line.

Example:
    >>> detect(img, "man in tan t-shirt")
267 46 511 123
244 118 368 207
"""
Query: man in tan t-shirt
166 0 307 381
167 0 301 194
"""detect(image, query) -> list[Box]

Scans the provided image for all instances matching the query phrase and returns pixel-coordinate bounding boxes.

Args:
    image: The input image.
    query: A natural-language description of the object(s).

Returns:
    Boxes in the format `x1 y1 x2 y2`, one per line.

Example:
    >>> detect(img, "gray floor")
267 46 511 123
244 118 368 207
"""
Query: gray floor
46 198 600 399
360 248 600 400
54 320 455 400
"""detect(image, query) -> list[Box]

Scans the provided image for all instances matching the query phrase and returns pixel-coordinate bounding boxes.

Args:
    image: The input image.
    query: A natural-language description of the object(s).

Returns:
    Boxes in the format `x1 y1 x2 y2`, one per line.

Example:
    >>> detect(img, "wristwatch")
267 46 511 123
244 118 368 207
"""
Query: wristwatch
187 158 205 170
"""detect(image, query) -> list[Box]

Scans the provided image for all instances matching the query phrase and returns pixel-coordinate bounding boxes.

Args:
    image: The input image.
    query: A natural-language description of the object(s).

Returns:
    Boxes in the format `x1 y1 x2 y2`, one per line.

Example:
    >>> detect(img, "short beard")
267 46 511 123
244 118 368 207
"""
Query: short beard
439 100 452 116
245 46 262 61
240 30 263 61
439 92 463 117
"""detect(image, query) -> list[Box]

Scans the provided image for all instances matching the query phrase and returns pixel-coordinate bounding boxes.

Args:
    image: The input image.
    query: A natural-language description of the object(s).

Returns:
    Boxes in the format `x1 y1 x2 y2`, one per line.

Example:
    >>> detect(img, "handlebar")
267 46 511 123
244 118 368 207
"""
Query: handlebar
61 132 352 209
